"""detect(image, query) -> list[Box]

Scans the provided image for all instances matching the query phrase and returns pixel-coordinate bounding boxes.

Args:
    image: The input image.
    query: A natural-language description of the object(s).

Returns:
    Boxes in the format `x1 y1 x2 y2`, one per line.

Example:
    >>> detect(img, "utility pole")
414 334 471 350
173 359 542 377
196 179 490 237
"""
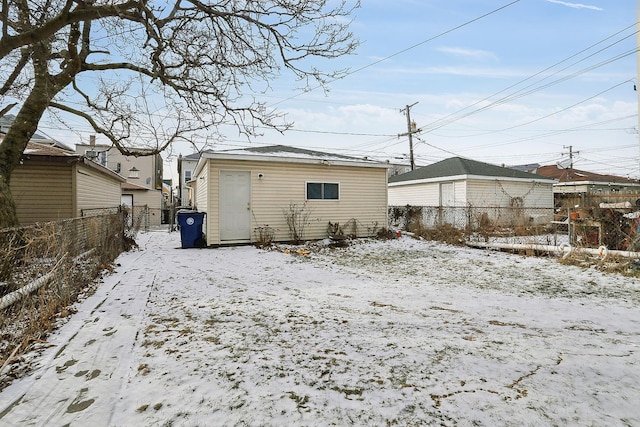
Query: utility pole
636 0 640 178
562 145 579 179
399 102 420 170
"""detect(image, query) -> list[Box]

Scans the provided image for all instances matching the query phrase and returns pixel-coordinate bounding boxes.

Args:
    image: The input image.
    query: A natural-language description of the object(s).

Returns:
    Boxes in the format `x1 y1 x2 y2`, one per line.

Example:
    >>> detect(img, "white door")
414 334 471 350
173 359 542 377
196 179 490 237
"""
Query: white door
220 171 251 241
440 182 455 207
439 182 456 226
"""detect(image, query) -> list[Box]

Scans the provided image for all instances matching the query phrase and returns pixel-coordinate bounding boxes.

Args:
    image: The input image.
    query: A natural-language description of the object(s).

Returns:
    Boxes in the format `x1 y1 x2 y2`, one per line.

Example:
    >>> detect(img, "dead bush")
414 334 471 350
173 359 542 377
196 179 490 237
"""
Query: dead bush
283 203 312 244
415 223 465 246
254 225 277 248
0 211 132 391
376 228 397 240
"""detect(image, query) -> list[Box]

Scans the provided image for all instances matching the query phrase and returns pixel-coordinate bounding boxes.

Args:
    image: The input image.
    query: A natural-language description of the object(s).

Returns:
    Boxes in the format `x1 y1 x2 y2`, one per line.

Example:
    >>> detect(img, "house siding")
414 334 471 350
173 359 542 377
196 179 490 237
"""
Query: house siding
389 176 554 228
11 161 74 224
452 181 467 205
466 179 553 208
76 144 163 190
122 189 163 226
388 182 440 206
181 158 199 206
76 164 123 215
195 165 208 212
198 159 387 245
390 178 552 209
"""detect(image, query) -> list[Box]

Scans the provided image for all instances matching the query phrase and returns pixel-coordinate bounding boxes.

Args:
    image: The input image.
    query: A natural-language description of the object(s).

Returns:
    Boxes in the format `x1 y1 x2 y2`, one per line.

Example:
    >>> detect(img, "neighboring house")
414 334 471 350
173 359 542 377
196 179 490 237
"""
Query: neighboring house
534 165 640 208
76 141 164 222
1 113 73 151
75 142 163 190
177 152 200 206
387 162 412 178
388 157 555 228
192 144 389 245
9 142 125 224
121 181 163 227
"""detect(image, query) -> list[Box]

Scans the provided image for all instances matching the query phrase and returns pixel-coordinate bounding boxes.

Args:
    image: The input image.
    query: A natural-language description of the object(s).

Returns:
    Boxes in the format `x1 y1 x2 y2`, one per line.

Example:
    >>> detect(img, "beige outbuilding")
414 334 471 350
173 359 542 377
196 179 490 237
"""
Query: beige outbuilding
192 145 389 245
10 142 125 224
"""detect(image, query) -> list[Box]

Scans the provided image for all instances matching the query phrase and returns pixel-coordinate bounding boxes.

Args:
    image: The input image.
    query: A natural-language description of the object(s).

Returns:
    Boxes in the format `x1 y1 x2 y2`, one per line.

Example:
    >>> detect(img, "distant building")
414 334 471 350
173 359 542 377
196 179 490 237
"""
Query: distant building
508 163 540 173
75 141 163 190
0 114 73 151
534 164 640 208
177 152 200 206
75 141 164 226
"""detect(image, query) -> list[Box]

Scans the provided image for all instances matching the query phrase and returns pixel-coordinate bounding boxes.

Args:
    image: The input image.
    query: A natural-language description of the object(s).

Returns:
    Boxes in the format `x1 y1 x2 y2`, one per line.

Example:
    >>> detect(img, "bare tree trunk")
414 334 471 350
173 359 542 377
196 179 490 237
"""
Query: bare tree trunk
0 85 52 229
0 177 18 228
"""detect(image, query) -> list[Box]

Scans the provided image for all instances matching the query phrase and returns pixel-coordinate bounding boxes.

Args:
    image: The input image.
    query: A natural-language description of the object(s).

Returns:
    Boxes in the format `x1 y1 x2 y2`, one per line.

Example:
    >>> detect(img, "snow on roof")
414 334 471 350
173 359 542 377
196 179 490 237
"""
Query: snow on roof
23 142 79 157
20 142 126 181
201 144 386 167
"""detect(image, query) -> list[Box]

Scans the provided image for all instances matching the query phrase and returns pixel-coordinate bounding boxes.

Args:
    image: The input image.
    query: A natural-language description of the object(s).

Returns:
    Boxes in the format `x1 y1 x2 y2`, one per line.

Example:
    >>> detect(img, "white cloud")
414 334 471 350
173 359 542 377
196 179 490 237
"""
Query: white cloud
437 46 498 61
545 0 604 11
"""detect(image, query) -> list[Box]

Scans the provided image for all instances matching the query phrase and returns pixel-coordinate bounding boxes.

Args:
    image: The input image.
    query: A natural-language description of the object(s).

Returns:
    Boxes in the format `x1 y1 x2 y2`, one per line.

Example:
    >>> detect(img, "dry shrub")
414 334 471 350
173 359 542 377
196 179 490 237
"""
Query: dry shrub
404 206 423 233
0 211 132 390
559 253 640 278
376 228 397 240
283 203 312 244
415 223 465 246
254 225 276 248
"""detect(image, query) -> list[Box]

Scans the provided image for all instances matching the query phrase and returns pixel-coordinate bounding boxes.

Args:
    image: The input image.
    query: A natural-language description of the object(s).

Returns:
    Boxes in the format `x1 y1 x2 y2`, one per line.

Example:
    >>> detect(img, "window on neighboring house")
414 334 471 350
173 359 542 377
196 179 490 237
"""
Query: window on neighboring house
96 151 107 167
306 182 339 200
116 163 121 173
184 170 192 183
84 149 106 166
128 167 140 179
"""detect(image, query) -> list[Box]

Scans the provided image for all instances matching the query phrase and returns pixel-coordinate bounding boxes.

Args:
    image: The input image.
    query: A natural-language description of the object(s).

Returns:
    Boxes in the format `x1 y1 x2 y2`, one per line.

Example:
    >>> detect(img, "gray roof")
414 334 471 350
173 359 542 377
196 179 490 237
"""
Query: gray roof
1 114 73 151
389 157 551 183
182 152 201 160
215 144 363 161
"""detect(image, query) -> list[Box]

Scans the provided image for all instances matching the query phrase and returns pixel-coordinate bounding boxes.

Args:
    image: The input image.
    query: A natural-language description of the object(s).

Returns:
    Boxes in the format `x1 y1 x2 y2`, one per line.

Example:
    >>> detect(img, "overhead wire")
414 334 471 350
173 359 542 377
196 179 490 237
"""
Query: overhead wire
420 24 638 133
16 0 637 174
269 0 523 107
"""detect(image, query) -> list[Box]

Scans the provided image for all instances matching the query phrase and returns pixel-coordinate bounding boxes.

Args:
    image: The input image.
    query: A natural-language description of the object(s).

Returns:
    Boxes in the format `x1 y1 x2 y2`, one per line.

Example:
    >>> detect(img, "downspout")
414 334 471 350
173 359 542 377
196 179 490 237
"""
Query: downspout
177 153 183 205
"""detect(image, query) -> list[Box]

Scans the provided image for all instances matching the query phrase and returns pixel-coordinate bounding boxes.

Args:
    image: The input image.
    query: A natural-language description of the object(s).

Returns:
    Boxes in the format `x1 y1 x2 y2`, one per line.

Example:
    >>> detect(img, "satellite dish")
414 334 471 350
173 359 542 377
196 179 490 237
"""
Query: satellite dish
556 158 571 169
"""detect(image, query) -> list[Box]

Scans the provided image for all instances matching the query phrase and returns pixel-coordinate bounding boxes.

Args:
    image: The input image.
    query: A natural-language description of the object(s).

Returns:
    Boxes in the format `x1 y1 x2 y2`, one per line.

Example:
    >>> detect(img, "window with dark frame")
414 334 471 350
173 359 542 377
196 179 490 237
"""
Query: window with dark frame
306 182 339 200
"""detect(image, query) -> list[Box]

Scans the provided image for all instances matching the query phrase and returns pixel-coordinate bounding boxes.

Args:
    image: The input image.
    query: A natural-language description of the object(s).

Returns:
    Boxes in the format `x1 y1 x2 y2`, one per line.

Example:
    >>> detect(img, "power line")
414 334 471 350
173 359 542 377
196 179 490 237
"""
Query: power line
420 24 638 133
269 0 522 107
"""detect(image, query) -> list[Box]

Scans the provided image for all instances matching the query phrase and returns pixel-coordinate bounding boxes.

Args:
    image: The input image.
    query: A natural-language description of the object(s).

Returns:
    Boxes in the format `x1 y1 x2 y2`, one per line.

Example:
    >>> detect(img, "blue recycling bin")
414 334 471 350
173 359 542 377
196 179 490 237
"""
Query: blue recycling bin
176 211 206 248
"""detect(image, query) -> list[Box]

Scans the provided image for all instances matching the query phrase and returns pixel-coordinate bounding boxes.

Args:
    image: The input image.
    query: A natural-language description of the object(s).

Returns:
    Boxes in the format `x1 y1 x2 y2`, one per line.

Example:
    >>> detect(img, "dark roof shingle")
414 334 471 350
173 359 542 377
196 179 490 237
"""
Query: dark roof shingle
535 165 640 184
389 157 549 183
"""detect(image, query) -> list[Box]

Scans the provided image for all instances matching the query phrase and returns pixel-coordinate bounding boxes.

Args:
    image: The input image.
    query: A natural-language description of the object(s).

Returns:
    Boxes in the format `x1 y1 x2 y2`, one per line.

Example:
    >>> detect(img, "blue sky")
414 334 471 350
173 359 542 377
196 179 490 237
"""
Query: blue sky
30 0 637 180
219 0 637 178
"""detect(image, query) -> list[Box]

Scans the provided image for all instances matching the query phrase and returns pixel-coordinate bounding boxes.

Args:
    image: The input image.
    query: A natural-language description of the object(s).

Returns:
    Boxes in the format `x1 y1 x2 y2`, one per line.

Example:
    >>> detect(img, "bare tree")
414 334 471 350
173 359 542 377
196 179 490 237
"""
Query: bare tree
0 0 360 227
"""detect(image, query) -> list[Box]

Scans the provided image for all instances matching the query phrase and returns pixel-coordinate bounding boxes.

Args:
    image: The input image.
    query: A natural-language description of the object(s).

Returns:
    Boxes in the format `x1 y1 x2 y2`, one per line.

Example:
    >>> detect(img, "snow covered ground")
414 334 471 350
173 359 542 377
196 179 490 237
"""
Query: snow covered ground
1 230 639 426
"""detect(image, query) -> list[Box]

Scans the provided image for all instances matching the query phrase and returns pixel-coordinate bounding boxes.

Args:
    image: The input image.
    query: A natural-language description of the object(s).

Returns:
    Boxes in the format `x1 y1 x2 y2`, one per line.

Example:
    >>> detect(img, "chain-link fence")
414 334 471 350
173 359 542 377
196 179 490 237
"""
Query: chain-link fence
0 208 137 380
389 202 640 252
389 205 554 234
562 206 640 251
83 205 156 231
